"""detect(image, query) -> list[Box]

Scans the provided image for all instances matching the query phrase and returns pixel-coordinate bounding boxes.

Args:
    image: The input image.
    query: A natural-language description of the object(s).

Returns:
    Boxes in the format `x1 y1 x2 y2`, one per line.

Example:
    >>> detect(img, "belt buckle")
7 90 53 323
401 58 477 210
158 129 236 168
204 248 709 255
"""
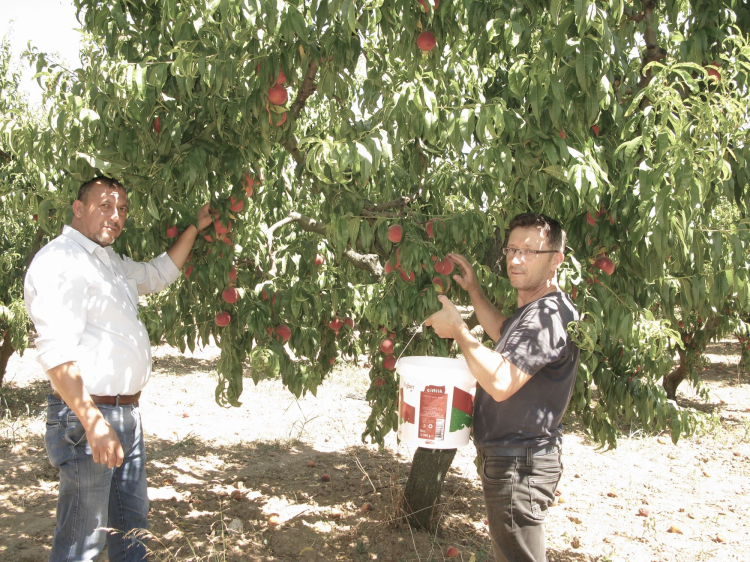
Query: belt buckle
115 395 121 407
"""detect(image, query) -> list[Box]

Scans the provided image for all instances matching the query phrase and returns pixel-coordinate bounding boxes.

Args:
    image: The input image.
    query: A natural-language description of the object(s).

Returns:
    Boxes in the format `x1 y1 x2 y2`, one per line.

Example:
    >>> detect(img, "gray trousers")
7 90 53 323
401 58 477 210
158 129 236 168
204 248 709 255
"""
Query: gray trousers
480 447 562 562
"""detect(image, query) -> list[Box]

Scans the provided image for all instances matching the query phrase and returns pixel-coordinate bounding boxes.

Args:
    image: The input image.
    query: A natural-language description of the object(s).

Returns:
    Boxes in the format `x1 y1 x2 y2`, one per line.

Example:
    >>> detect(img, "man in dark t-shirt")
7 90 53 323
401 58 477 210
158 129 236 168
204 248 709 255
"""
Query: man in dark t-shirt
425 213 580 562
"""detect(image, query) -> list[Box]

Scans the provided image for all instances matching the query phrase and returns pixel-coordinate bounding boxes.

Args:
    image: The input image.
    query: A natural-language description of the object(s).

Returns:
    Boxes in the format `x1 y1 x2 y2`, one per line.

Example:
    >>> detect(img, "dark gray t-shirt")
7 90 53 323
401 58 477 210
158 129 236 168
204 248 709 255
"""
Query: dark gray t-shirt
473 291 580 449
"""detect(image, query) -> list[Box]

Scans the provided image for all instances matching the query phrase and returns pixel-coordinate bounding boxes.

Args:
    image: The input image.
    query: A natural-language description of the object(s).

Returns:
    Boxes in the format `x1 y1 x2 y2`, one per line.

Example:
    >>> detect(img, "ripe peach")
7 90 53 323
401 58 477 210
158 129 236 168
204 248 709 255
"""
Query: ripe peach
559 130 566 140
315 253 325 266
166 225 179 238
222 287 239 304
215 311 231 327
268 84 288 105
594 256 615 275
380 338 395 355
384 356 397 370
417 0 439 13
344 317 354 328
591 124 600 136
275 324 292 342
184 265 193 278
398 268 415 282
425 219 434 238
230 196 244 212
321 474 331 482
388 224 403 243
269 110 287 126
432 277 450 294
586 212 596 226
417 31 437 52
446 546 459 558
244 173 255 196
275 68 286 85
441 257 455 275
229 266 237 283
384 261 394 274
153 116 161 134
329 318 344 331
214 218 231 236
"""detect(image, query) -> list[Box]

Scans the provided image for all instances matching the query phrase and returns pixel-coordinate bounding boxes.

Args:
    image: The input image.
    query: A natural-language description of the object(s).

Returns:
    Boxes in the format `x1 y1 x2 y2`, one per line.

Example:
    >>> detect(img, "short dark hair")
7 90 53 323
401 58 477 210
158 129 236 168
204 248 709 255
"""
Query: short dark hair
77 176 126 203
508 213 566 253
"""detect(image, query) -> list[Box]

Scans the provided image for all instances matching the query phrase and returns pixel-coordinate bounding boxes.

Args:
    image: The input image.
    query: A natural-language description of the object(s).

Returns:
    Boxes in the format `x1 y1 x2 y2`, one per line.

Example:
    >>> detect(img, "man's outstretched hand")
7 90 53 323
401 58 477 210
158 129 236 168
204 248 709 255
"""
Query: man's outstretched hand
446 253 480 295
197 202 213 231
425 295 466 339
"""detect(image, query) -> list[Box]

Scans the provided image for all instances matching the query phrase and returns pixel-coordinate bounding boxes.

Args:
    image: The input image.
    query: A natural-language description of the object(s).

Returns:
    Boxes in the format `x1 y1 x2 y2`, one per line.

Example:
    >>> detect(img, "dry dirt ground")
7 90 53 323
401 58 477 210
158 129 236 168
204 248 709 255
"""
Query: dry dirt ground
1 340 749 562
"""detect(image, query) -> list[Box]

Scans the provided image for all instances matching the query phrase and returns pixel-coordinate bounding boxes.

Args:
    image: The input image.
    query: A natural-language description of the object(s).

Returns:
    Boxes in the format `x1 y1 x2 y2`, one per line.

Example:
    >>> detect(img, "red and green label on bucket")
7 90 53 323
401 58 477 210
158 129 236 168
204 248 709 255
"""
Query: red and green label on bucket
400 385 474 439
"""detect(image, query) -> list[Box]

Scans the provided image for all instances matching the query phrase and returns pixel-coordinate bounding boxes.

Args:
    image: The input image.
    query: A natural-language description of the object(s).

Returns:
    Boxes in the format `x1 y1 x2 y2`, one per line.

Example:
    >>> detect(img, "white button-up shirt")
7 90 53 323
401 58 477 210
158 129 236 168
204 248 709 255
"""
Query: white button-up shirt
24 225 180 395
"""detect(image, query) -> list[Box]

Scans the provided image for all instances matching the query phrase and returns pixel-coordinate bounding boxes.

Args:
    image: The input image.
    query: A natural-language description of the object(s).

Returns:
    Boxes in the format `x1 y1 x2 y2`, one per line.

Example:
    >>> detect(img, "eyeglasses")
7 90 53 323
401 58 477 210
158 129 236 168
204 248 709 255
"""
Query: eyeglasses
502 247 560 259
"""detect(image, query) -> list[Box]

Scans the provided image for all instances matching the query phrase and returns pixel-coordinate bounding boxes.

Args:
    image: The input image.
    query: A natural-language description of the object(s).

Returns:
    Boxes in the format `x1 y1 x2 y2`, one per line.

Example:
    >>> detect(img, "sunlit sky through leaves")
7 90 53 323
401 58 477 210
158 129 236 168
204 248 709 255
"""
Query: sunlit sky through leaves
3 0 82 107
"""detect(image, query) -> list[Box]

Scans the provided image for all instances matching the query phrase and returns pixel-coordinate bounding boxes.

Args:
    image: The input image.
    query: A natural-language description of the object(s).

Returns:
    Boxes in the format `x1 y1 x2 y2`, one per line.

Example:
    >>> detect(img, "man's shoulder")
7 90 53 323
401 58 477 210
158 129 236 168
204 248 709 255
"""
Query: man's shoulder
29 233 89 273
528 291 578 320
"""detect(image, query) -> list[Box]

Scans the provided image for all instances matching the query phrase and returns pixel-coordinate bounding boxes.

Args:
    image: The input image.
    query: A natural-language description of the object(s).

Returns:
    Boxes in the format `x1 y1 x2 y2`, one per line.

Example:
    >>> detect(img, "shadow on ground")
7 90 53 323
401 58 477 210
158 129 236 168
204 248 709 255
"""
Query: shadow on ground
0 427 597 562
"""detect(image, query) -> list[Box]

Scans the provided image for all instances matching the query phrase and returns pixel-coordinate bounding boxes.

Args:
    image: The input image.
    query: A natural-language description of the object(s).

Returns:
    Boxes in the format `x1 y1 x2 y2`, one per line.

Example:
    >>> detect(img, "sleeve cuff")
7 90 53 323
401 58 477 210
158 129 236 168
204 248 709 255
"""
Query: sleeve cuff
153 251 181 283
36 348 77 374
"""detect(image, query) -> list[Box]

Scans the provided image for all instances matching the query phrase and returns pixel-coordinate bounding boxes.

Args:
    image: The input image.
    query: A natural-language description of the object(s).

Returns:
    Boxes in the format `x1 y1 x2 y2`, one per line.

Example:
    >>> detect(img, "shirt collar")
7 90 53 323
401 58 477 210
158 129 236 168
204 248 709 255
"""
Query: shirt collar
62 224 105 254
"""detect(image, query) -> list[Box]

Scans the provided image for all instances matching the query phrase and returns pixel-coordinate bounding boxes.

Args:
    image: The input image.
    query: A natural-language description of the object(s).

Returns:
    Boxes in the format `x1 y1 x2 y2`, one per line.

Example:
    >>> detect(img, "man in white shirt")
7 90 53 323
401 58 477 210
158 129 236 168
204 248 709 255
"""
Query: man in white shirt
24 177 213 562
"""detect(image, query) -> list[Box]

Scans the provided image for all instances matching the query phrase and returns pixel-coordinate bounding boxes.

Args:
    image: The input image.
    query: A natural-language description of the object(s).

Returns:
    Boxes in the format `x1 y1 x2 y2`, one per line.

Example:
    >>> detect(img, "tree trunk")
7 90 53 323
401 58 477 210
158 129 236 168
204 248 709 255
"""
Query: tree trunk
401 447 457 532
662 360 687 400
0 331 14 387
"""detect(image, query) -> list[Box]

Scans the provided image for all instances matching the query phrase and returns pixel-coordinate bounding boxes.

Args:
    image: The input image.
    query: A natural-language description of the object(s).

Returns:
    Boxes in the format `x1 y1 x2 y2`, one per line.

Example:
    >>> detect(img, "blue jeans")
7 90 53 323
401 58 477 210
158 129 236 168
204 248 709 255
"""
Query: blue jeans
480 448 562 562
45 394 149 562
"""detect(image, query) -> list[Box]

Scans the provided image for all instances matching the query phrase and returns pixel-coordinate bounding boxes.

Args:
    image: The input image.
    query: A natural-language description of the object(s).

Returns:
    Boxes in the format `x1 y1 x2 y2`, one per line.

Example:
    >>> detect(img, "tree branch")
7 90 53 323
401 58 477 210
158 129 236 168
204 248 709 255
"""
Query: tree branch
290 58 320 118
265 211 383 278
363 189 423 213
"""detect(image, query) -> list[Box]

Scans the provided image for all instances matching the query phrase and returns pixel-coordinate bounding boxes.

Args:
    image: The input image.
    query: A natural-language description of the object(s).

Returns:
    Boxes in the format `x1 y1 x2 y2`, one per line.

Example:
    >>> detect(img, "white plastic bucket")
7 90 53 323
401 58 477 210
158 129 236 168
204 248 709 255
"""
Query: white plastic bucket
396 356 477 449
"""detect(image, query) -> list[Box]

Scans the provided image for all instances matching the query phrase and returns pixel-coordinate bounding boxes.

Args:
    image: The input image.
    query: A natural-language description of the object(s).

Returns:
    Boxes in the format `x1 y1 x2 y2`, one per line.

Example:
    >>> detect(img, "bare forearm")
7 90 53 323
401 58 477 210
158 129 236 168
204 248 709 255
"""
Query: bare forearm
166 224 200 269
47 362 104 431
468 288 506 342
454 325 530 401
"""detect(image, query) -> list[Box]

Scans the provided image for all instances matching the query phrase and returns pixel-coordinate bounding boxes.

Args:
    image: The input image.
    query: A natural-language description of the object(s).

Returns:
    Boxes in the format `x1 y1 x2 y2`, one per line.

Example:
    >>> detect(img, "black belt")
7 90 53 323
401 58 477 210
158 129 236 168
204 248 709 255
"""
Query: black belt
52 391 141 406
481 444 560 457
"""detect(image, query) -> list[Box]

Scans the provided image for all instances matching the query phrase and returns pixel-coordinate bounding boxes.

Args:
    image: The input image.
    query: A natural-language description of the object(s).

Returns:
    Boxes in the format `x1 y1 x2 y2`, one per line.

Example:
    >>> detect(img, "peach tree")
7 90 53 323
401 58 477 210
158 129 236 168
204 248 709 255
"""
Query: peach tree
3 0 750 530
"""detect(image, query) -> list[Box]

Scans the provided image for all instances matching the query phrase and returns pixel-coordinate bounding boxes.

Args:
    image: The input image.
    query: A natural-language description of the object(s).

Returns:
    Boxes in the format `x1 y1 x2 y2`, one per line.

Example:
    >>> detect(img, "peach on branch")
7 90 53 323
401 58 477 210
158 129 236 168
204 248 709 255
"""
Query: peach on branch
384 356 397 370
222 287 239 304
166 224 179 238
215 311 231 327
380 338 395 355
244 173 255 196
425 219 434 238
268 84 288 105
229 266 237 283
398 268 416 282
388 224 403 243
214 218 232 236
417 31 437 52
417 0 439 12
275 324 292 342
314 253 325 266
269 110 287 127
594 256 615 275
329 318 344 332
230 196 244 212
